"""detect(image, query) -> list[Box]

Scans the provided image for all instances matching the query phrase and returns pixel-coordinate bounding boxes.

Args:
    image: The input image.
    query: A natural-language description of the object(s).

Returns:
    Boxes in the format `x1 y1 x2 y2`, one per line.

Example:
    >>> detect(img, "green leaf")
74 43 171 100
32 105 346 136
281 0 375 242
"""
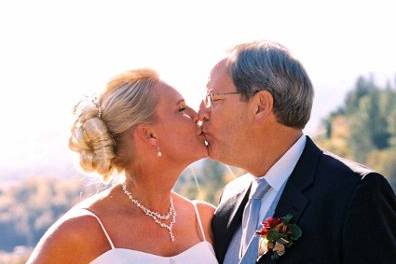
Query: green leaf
282 213 293 224
267 230 282 241
288 224 302 240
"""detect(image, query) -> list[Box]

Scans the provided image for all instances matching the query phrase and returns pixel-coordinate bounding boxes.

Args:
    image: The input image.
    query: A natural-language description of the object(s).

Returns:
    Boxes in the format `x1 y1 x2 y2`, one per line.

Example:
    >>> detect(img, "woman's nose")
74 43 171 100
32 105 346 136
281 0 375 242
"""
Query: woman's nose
185 107 199 123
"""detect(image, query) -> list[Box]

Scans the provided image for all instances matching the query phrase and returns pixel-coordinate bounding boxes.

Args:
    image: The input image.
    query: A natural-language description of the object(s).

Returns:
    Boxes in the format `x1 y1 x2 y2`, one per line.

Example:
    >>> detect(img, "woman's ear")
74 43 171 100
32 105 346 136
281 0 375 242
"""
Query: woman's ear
134 125 162 157
252 90 273 122
134 124 158 146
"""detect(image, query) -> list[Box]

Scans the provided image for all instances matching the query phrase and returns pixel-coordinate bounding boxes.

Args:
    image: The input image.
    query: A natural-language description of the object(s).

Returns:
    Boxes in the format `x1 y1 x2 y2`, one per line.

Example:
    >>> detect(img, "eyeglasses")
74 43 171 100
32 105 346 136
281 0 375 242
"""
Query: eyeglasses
204 90 242 107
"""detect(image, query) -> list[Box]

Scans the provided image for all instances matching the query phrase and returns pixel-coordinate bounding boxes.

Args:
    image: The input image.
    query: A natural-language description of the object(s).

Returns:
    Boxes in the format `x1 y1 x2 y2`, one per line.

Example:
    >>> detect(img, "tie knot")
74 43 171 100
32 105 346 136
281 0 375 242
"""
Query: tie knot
252 179 269 199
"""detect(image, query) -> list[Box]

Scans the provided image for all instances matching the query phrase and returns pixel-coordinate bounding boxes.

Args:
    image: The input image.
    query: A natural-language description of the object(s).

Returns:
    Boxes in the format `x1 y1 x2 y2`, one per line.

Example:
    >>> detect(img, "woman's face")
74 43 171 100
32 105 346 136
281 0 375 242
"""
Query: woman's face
152 82 208 163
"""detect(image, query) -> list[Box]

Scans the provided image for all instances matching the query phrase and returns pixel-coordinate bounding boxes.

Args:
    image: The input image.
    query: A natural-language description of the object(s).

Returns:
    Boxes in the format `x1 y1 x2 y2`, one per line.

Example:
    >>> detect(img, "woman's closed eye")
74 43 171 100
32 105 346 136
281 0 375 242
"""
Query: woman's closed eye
181 106 197 120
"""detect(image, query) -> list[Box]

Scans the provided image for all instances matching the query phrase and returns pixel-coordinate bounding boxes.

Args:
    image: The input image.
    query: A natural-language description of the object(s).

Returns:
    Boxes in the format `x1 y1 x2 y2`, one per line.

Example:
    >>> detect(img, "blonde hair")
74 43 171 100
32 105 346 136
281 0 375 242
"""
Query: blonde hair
69 69 160 182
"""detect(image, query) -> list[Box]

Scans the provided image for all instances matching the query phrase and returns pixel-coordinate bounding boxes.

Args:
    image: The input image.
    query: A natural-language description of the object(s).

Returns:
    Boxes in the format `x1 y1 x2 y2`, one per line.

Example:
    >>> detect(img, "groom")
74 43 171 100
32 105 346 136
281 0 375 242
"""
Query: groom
199 41 396 264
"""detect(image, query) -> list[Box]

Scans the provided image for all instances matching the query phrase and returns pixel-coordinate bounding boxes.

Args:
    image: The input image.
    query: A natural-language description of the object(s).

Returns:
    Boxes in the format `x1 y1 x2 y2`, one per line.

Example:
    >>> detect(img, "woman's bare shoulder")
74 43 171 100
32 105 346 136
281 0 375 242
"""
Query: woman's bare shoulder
26 208 111 264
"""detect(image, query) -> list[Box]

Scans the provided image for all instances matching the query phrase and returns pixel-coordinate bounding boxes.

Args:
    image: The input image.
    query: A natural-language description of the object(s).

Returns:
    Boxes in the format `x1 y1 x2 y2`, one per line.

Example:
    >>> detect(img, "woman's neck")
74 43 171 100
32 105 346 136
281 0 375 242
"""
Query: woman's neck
122 162 184 213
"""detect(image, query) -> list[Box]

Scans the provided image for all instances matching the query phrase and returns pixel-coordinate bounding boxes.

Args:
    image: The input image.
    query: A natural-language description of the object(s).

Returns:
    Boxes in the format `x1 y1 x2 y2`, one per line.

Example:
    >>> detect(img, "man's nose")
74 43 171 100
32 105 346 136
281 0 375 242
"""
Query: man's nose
198 100 210 123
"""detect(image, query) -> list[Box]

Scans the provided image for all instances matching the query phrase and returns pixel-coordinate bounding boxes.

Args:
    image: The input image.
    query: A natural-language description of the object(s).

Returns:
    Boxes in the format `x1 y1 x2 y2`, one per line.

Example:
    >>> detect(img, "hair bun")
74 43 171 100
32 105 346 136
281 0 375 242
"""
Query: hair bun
69 107 116 182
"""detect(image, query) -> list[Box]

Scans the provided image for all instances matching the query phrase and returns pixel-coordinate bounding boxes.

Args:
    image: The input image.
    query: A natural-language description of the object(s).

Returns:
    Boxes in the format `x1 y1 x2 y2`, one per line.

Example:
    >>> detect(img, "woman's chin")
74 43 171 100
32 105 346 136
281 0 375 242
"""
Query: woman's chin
200 147 209 158
193 145 209 160
192 145 209 161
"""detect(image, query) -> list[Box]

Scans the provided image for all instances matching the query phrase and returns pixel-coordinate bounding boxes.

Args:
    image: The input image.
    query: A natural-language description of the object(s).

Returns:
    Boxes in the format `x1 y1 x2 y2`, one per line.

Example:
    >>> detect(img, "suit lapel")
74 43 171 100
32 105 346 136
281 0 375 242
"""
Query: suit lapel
257 137 322 264
274 182 308 222
215 183 251 263
227 184 251 231
225 184 251 246
274 137 321 220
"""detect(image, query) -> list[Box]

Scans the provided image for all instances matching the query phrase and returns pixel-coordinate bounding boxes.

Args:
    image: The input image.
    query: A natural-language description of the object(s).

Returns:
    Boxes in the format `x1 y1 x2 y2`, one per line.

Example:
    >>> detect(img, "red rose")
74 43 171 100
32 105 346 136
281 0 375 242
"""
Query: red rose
264 217 282 228
257 217 282 236
256 214 303 260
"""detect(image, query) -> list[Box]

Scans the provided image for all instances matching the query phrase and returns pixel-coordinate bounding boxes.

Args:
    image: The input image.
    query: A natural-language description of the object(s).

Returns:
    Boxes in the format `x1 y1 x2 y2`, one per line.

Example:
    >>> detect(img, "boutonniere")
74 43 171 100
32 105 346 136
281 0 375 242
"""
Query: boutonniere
256 214 302 260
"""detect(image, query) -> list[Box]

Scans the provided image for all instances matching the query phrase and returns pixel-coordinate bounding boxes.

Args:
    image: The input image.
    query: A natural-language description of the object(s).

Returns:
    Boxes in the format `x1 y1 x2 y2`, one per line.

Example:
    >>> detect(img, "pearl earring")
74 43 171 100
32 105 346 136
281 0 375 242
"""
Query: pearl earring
157 146 162 157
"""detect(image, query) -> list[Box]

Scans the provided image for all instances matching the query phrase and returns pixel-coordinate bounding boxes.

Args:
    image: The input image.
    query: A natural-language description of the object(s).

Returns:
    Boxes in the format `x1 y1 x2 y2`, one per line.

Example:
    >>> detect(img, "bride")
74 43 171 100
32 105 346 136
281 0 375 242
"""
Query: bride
27 69 218 264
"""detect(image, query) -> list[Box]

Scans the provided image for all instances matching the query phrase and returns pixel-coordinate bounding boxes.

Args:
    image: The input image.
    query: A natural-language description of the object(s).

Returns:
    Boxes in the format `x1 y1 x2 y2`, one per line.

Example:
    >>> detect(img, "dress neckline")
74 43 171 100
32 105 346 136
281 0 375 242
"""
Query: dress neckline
92 241 213 261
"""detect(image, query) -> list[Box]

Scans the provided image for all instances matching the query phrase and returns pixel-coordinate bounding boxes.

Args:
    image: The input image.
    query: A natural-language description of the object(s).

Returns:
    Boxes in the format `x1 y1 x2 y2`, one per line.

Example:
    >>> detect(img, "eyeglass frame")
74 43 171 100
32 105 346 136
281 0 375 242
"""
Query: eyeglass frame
204 90 242 107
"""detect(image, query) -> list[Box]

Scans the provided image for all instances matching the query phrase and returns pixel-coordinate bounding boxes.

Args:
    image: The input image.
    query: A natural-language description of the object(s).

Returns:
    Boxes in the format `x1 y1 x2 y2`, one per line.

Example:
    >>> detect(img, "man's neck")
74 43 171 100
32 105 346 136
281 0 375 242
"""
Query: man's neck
241 129 303 177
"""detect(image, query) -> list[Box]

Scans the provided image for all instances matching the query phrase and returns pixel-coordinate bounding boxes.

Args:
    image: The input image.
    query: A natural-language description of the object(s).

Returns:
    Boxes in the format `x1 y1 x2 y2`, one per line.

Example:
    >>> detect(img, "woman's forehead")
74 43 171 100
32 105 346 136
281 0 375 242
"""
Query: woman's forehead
156 81 184 105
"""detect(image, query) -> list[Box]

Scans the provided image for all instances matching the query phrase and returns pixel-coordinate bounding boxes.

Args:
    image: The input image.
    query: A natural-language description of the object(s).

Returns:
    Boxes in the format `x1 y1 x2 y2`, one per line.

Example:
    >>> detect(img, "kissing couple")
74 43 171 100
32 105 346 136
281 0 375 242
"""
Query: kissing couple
28 41 396 264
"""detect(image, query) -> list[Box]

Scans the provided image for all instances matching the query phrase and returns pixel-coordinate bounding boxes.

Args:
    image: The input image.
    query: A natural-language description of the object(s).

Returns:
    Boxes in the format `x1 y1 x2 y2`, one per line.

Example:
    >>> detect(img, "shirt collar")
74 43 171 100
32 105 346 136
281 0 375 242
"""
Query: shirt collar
250 135 307 192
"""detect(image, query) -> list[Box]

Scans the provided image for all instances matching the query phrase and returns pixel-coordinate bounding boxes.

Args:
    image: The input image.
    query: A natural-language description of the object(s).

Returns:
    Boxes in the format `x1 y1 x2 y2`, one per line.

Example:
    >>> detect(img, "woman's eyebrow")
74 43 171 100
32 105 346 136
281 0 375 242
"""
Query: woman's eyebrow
176 99 185 105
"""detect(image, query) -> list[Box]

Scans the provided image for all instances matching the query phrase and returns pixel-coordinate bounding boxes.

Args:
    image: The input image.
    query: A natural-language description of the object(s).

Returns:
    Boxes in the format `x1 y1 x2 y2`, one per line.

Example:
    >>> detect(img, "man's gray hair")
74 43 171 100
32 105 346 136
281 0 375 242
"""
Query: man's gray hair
226 41 314 129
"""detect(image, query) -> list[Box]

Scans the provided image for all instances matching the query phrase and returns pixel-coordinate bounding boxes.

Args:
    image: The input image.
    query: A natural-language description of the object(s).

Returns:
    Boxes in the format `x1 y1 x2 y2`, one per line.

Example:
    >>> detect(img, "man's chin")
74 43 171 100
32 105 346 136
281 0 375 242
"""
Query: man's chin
205 139 228 162
207 145 238 166
199 147 209 158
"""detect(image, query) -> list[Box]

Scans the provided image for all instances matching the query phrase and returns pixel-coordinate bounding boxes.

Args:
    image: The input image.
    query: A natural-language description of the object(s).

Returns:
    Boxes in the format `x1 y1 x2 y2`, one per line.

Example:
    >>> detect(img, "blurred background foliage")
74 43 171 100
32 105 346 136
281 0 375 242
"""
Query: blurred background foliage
316 75 396 189
1 75 395 263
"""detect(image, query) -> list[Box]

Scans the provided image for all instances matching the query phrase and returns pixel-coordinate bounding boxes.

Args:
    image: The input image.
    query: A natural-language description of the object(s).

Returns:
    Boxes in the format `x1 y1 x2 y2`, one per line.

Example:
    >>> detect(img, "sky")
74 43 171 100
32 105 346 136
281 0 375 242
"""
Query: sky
0 0 395 179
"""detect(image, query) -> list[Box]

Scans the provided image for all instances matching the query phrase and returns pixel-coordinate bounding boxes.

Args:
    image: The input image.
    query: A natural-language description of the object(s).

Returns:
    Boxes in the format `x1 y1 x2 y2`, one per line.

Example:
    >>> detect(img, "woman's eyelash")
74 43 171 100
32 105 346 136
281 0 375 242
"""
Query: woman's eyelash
178 107 186 112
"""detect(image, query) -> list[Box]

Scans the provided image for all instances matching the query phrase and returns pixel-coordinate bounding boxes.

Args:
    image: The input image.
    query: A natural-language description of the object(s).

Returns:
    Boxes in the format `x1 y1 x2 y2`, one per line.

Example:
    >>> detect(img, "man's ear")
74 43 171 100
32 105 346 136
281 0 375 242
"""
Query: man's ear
134 124 158 146
252 90 273 122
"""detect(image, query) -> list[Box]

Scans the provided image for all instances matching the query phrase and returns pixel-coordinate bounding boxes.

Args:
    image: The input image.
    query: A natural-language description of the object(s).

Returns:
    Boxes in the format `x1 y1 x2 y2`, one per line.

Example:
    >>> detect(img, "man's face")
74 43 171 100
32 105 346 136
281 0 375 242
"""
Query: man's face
199 60 251 165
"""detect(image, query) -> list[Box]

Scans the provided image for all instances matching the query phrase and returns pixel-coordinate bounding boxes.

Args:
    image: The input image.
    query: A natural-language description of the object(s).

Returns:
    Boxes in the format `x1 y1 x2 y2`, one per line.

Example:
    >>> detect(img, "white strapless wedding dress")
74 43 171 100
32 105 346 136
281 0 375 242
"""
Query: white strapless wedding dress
90 241 217 264
83 202 219 264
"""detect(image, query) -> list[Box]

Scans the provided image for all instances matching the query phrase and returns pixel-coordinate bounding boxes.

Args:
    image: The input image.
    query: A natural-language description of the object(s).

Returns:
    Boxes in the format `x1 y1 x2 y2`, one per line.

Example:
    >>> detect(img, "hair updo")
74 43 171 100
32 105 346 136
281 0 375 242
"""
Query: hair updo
69 69 160 182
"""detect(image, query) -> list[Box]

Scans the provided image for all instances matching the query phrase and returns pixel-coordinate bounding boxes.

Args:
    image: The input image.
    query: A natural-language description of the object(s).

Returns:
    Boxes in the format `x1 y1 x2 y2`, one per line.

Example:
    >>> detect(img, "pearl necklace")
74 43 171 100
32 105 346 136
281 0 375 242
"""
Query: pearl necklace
121 183 176 242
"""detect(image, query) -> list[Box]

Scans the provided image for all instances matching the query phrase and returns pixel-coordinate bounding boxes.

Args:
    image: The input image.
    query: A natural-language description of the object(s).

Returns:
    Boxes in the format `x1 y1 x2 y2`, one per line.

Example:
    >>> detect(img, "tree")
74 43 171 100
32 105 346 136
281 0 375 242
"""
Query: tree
319 74 396 191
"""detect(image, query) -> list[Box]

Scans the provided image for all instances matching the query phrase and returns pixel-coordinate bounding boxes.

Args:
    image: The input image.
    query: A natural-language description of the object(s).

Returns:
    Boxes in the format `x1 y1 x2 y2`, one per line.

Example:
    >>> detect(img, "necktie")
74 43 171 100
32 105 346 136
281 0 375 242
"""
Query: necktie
240 179 270 257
